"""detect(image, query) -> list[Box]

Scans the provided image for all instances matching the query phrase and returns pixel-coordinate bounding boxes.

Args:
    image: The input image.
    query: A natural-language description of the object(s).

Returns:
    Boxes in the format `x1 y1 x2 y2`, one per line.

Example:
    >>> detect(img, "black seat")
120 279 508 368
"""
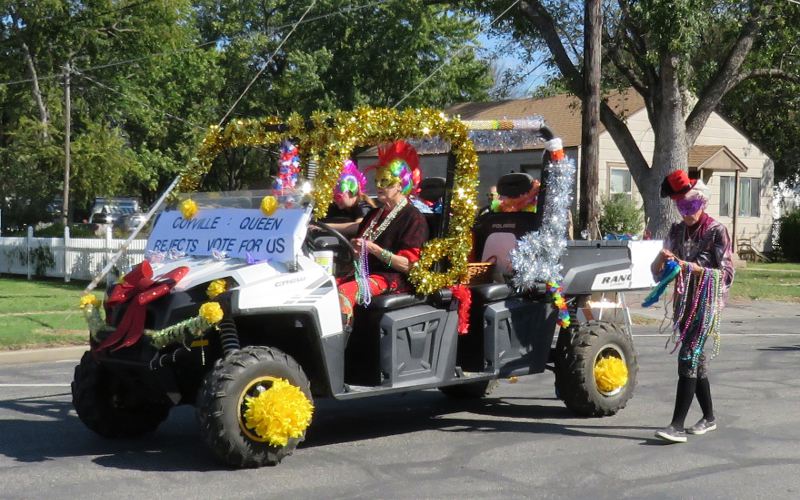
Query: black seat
418 177 445 238
472 173 544 278
419 177 445 203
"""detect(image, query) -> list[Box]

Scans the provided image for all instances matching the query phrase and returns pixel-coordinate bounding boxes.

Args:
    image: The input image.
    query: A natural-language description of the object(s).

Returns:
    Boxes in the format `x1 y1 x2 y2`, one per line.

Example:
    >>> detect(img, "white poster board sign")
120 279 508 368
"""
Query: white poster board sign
147 208 308 263
629 240 663 290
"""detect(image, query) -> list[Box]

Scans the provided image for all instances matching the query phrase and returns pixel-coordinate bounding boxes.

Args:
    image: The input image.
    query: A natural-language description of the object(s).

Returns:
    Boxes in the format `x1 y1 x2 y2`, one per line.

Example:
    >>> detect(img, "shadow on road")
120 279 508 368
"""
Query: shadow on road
0 389 648 471
757 344 800 351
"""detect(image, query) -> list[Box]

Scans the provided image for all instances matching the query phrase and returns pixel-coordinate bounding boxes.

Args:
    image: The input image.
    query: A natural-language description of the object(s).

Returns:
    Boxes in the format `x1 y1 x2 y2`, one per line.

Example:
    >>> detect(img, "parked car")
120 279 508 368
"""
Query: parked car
117 212 147 232
89 211 119 227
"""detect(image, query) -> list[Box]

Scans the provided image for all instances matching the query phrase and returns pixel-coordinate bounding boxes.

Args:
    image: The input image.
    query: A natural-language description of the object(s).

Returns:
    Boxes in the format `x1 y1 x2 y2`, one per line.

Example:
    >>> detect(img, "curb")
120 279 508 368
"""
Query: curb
0 345 87 366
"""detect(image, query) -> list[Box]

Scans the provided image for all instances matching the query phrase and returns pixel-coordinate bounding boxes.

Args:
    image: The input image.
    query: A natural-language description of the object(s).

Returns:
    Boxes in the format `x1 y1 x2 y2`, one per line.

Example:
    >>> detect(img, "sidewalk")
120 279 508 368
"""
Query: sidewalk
626 290 800 326
0 345 87 365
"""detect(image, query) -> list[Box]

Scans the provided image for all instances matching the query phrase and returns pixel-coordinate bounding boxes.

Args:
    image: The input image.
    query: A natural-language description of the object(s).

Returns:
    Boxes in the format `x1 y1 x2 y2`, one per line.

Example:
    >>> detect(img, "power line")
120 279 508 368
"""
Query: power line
73 70 203 130
0 0 393 88
392 0 521 108
218 0 318 126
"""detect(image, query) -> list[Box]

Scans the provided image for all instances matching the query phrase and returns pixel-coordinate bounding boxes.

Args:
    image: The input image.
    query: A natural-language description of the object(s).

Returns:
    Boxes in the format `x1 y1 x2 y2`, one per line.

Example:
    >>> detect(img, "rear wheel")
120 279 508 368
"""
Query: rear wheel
71 351 171 437
554 321 638 417
196 346 313 468
439 379 499 399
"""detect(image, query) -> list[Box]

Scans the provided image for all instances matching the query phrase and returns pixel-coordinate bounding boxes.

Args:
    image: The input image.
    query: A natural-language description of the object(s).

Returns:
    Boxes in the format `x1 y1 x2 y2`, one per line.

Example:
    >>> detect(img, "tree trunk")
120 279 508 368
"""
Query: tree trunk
579 0 601 239
21 42 49 139
642 55 687 238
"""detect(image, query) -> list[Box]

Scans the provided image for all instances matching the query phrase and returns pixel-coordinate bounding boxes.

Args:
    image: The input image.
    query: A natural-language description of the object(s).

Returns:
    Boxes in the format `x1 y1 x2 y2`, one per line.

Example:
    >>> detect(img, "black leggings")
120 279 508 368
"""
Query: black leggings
670 375 714 428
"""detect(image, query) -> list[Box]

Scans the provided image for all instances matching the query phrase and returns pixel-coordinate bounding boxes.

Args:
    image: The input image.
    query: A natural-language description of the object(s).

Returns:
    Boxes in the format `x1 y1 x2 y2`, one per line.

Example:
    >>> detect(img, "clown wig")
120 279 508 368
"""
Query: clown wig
375 140 421 196
335 160 367 197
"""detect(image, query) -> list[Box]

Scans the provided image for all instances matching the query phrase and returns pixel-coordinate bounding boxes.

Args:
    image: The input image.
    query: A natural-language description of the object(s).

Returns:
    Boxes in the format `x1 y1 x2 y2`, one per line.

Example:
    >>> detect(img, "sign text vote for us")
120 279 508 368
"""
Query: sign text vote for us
146 207 309 263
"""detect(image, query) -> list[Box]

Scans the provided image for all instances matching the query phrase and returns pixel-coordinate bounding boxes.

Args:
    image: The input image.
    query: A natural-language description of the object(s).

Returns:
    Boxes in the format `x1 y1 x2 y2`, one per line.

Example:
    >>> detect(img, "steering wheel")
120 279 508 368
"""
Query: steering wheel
308 220 357 256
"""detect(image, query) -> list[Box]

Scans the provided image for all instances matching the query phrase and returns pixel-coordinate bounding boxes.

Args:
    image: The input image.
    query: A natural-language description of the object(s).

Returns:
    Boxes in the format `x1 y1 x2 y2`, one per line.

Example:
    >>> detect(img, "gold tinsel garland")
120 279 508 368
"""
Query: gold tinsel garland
175 107 479 294
178 114 307 194
312 107 479 294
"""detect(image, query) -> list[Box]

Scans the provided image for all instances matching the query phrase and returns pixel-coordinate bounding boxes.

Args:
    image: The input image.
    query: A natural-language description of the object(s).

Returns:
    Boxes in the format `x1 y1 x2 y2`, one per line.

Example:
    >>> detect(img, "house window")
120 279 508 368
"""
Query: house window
738 177 760 217
720 176 735 217
609 166 632 200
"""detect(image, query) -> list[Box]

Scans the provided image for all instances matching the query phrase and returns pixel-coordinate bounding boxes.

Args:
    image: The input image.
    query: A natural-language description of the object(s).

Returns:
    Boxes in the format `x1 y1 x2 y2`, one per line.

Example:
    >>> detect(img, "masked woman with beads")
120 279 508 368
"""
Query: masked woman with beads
651 170 734 443
322 160 376 237
337 141 429 328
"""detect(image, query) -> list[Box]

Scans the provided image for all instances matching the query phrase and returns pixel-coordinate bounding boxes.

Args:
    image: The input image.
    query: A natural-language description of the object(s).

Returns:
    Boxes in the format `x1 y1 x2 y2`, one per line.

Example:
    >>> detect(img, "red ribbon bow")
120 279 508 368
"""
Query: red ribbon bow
95 260 189 352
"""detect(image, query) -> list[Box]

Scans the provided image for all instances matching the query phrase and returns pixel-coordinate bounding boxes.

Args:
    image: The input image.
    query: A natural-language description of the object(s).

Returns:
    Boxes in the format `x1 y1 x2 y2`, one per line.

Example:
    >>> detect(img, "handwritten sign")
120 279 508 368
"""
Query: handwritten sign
147 207 309 262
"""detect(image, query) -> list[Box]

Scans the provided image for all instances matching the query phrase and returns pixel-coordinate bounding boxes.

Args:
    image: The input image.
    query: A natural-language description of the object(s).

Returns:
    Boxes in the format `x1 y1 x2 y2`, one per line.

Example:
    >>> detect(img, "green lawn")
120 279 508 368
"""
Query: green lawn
730 262 800 302
0 277 95 349
0 263 798 350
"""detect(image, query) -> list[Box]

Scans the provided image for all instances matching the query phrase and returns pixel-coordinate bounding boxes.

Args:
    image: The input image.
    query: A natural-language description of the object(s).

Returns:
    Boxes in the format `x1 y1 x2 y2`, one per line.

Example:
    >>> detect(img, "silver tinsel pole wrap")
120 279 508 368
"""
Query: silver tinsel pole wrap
510 139 576 290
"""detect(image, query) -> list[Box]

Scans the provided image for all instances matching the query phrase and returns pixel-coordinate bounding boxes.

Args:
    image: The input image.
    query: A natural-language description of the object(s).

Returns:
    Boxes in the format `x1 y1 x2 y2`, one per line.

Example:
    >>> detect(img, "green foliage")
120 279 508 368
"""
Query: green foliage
778 210 800 262
599 195 644 236
1 0 493 226
36 223 95 238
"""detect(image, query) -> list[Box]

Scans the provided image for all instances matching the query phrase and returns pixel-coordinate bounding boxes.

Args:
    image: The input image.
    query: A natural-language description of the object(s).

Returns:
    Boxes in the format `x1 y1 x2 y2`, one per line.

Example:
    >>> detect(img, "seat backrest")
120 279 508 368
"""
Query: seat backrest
472 172 544 281
418 177 445 204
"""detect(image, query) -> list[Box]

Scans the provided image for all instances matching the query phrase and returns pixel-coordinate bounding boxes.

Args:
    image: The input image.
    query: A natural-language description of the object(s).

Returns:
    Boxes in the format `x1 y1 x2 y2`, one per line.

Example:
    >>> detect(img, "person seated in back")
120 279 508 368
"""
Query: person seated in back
337 140 429 328
322 160 376 237
478 185 499 216
473 173 541 281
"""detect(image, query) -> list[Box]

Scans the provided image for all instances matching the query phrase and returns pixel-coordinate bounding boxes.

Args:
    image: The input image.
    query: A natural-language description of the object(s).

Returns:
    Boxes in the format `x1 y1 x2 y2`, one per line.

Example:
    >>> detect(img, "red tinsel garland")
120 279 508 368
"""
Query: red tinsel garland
451 284 471 335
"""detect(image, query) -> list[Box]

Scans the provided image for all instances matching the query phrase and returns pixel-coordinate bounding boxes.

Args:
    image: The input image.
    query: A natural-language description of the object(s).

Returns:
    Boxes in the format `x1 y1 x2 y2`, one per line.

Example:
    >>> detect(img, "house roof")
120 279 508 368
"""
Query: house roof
688 145 748 172
446 89 646 148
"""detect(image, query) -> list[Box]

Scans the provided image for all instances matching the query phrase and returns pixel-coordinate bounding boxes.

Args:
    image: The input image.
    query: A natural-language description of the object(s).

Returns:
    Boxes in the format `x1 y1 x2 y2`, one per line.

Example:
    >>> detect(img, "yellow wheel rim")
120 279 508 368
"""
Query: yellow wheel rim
594 347 628 396
237 376 280 443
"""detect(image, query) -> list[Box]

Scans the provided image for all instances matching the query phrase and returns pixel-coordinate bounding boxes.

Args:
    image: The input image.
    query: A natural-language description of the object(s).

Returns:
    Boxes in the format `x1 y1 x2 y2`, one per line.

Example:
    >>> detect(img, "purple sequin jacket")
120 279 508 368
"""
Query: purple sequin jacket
664 213 734 307
664 213 735 308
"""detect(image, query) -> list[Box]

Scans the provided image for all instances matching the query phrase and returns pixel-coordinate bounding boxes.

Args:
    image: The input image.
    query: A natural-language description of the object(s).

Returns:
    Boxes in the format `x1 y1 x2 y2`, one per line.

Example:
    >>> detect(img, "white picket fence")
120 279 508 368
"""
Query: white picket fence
0 227 146 282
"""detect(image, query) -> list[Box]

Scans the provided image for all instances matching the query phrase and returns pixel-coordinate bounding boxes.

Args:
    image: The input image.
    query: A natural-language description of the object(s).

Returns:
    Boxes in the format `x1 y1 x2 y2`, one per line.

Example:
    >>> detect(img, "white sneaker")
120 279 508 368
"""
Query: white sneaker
655 425 688 443
687 418 717 435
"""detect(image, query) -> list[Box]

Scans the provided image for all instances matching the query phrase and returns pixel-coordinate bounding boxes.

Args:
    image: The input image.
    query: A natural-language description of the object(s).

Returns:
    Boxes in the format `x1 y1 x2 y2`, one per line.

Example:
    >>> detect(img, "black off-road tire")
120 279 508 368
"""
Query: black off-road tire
439 379 499 399
196 346 312 468
71 351 171 437
554 321 638 417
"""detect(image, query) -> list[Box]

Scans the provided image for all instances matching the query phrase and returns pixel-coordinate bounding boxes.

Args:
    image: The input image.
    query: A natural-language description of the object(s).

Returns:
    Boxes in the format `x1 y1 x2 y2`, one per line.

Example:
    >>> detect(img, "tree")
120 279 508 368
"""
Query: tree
468 0 800 237
193 0 493 190
1 1 222 226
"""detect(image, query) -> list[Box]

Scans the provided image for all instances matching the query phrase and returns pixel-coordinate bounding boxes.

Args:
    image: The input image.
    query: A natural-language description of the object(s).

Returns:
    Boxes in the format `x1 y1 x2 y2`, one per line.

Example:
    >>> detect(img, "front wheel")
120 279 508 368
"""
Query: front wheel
71 351 171 437
554 321 638 417
196 346 314 468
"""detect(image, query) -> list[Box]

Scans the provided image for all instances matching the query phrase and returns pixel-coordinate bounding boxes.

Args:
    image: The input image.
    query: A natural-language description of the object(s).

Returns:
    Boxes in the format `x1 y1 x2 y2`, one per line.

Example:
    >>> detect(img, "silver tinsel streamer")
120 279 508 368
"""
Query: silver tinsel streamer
510 155 576 290
408 116 548 155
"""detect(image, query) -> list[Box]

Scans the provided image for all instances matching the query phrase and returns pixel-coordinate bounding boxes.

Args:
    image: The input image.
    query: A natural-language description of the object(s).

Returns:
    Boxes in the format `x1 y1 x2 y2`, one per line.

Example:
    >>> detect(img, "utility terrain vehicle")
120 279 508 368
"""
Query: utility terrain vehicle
72 109 640 468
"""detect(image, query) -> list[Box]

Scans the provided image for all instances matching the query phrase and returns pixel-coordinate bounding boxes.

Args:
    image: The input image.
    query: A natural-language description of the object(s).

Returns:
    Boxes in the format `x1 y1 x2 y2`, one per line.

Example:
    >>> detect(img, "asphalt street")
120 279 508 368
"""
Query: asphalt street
0 299 798 499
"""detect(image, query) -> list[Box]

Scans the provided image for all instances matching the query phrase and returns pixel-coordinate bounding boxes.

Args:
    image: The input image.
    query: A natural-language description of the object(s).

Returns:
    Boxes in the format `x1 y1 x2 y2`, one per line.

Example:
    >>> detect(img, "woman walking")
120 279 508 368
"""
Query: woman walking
651 170 735 443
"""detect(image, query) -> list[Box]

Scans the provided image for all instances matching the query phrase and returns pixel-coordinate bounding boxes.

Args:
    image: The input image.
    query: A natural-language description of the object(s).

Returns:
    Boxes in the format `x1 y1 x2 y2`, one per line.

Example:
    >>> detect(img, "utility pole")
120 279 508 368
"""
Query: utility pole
62 60 71 228
579 0 601 239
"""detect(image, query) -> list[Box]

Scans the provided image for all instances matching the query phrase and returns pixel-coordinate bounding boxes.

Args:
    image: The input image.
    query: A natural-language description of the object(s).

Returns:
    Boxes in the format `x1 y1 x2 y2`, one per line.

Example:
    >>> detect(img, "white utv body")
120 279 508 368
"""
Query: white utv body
72 122 644 468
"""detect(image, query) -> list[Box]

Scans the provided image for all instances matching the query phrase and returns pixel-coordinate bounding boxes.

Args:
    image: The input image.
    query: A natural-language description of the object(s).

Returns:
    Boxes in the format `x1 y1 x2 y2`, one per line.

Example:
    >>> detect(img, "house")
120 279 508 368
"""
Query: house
422 90 773 251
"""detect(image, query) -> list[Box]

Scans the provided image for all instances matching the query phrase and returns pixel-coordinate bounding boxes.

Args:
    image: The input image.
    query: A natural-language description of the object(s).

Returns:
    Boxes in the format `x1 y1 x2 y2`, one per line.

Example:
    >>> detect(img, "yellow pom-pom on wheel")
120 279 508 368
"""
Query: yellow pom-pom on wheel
594 355 628 395
242 378 315 447
260 195 279 216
